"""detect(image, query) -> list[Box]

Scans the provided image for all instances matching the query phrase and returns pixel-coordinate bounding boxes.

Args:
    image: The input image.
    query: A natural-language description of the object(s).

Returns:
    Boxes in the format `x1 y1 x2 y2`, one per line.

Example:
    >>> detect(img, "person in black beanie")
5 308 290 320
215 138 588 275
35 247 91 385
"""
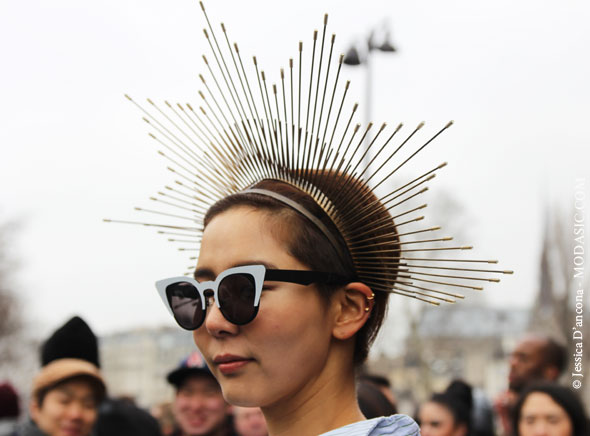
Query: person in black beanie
39 316 162 436
40 317 100 368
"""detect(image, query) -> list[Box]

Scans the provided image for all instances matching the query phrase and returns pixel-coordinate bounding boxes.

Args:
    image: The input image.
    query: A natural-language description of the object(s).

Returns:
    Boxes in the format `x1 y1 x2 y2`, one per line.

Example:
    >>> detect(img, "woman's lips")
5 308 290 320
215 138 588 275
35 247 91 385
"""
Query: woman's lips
213 354 253 375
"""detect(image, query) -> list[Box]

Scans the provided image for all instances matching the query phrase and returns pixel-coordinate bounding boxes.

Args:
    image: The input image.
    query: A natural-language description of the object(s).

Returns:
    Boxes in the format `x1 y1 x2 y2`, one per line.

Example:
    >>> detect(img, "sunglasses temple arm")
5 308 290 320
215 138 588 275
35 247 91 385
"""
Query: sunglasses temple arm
264 269 351 285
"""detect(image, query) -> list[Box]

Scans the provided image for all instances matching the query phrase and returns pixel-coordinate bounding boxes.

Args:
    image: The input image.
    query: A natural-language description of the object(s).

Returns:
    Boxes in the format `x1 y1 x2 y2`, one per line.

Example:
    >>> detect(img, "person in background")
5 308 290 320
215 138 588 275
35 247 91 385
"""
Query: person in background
232 407 267 436
358 374 398 413
151 402 176 436
508 336 566 393
0 382 20 436
359 373 397 413
19 358 106 436
449 382 494 436
357 380 397 420
167 351 235 436
40 316 162 436
495 334 566 435
95 396 164 436
417 380 473 436
512 383 588 436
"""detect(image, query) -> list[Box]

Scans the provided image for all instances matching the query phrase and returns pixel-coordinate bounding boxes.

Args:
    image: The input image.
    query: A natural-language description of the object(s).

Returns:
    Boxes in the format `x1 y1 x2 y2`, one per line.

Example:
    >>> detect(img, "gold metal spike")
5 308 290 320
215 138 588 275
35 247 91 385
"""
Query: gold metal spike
157 231 200 238
103 219 199 231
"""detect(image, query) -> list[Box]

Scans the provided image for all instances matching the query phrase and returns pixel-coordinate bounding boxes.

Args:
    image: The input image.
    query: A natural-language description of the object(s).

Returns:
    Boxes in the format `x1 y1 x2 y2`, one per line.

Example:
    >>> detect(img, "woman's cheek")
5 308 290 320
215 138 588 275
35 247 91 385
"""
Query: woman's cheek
193 330 214 363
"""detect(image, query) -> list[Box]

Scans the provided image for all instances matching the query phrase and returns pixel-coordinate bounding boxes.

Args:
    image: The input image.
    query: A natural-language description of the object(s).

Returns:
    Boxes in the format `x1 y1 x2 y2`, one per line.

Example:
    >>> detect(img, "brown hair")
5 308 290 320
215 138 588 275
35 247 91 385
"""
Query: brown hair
204 173 399 364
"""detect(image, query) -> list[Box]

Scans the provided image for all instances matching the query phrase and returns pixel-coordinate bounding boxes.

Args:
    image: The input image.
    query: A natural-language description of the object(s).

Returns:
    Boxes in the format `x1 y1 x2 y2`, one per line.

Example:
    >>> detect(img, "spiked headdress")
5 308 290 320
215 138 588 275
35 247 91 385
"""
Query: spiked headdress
106 2 512 304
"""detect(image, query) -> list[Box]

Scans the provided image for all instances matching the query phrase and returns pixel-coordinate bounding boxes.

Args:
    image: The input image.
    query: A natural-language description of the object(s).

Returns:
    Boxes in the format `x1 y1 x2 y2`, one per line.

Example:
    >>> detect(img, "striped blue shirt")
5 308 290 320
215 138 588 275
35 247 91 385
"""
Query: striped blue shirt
319 415 420 436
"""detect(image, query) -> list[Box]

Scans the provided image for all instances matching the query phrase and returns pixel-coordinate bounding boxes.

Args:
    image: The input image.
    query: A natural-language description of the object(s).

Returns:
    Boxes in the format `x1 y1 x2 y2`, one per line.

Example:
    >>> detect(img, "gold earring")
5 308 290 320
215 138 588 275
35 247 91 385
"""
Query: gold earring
365 293 375 312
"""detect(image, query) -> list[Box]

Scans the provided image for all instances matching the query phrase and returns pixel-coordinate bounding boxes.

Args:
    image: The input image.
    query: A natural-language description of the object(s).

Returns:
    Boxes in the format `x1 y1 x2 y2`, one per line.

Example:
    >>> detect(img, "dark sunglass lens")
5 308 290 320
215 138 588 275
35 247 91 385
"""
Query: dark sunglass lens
166 282 204 330
218 273 257 325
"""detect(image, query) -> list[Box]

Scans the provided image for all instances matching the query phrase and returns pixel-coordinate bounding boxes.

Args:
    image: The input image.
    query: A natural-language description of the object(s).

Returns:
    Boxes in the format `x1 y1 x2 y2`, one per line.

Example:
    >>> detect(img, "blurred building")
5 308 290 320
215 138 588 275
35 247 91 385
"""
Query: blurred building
368 305 529 412
527 214 590 404
100 326 195 407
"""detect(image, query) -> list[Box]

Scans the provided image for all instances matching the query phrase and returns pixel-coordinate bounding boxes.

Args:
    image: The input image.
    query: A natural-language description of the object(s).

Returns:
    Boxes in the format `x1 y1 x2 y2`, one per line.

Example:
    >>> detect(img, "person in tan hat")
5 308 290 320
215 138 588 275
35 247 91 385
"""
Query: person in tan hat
19 358 106 436
39 316 162 436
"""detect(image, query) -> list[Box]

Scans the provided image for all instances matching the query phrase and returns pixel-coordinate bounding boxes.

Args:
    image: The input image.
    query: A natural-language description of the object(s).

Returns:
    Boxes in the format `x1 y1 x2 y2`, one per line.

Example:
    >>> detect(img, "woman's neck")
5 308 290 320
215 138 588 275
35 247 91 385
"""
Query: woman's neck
261 355 364 436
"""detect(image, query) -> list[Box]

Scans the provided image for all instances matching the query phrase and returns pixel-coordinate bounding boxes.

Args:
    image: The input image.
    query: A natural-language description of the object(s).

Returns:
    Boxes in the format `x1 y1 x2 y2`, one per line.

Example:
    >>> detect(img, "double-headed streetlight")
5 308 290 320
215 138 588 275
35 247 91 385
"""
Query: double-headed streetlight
343 25 396 170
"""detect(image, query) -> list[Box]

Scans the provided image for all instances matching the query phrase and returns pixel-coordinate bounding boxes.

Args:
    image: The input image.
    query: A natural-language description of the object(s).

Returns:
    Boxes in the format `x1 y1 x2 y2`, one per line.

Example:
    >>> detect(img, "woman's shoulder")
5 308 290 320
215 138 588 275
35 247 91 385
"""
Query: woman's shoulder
319 414 420 436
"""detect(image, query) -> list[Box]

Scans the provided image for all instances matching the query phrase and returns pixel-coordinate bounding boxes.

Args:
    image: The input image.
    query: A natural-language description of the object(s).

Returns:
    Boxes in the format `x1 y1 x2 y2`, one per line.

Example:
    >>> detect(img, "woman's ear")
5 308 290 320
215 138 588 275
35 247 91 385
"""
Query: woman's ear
331 282 374 340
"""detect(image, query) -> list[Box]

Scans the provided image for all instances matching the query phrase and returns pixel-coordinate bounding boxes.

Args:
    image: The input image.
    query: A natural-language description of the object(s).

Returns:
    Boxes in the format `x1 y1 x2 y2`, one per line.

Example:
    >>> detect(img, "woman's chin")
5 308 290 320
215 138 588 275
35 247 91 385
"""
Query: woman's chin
223 388 264 408
219 378 264 407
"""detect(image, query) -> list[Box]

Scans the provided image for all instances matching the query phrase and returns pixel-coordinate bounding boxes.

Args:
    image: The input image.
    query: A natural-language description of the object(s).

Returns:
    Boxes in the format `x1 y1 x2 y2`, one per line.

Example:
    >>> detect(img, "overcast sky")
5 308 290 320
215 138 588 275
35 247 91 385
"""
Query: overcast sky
1 0 588 344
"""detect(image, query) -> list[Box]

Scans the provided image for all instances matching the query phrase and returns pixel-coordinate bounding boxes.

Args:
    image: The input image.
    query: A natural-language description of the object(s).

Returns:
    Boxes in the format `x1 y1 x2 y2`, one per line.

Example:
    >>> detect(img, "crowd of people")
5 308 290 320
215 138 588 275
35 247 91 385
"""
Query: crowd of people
0 316 268 436
0 317 587 436
414 335 589 436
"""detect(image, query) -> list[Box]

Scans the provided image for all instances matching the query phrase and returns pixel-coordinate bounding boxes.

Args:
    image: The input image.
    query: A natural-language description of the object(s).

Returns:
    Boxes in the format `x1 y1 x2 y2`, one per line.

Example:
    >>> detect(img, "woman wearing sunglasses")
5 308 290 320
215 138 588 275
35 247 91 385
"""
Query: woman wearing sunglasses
122 5 509 435
157 176 419 436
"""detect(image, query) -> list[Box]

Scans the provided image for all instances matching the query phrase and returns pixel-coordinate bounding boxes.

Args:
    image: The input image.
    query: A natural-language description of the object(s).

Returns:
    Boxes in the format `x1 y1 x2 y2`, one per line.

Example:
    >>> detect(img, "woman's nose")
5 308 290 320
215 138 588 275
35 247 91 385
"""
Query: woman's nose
204 300 239 337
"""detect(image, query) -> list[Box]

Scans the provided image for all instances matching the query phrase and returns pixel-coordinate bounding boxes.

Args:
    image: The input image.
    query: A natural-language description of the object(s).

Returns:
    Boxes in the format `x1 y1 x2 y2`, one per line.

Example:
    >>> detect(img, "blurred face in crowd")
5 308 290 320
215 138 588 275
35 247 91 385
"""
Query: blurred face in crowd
509 337 551 391
174 375 230 436
518 392 573 436
30 378 99 436
419 401 466 436
233 406 268 436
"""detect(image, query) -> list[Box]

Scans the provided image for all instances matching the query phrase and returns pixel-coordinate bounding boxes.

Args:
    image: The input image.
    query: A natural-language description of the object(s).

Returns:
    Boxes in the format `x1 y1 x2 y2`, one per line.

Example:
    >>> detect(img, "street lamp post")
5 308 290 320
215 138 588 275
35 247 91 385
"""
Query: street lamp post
343 26 396 171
